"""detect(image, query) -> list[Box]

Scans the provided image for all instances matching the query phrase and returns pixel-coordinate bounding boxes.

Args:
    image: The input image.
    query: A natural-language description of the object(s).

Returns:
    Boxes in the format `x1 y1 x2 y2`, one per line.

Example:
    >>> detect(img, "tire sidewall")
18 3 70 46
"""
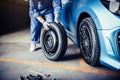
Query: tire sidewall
41 22 67 61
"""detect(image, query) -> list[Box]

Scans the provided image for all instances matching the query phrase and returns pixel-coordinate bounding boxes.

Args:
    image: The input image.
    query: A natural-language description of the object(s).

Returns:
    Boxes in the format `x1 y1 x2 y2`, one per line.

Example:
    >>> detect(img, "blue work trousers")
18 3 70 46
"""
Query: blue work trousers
30 12 54 44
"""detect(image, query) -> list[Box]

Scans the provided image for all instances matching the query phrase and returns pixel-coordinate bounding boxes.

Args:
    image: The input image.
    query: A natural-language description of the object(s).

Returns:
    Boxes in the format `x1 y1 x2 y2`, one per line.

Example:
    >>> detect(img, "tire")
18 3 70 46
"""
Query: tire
78 17 100 66
41 22 67 61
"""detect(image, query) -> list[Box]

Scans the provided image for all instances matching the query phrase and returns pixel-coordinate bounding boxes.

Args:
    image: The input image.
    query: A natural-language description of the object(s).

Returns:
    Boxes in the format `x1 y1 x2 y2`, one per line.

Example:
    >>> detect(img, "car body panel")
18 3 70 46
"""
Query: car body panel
59 0 120 70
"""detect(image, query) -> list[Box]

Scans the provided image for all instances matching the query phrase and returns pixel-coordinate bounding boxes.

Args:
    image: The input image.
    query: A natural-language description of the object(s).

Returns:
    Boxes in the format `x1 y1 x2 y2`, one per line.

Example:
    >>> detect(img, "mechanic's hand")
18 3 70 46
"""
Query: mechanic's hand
54 14 59 23
43 22 50 30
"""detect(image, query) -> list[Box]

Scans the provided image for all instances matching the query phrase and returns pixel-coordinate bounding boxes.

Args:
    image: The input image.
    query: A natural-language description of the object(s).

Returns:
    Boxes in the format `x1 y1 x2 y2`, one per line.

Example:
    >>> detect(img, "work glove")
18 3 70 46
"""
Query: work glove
43 22 50 30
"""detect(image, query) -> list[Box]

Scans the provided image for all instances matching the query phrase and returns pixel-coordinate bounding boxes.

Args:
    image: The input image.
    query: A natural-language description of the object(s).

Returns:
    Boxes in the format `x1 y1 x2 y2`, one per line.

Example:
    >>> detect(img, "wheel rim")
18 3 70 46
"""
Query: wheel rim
80 25 92 60
44 30 58 54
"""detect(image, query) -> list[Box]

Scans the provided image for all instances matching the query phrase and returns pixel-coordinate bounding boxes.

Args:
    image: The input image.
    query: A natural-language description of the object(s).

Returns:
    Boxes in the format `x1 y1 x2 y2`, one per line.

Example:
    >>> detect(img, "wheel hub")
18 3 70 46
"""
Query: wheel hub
80 26 91 59
44 30 58 52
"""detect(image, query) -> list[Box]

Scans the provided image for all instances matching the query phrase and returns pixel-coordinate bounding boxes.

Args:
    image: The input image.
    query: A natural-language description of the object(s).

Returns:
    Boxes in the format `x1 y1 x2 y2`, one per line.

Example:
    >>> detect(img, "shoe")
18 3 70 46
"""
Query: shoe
30 43 36 52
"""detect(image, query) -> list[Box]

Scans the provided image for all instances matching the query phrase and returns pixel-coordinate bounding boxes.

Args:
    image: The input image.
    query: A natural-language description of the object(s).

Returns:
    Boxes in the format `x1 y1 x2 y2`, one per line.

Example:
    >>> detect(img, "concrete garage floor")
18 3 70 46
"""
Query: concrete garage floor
0 28 120 80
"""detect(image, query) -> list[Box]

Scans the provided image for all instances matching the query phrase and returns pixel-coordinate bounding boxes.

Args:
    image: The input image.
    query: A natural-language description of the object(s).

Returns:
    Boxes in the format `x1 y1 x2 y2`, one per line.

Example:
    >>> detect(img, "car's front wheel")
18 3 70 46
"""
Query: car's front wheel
41 22 67 61
78 17 100 66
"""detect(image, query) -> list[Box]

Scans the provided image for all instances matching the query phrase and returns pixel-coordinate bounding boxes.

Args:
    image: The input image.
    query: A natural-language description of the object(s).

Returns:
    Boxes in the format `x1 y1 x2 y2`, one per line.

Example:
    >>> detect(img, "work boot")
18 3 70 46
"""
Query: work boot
30 43 36 52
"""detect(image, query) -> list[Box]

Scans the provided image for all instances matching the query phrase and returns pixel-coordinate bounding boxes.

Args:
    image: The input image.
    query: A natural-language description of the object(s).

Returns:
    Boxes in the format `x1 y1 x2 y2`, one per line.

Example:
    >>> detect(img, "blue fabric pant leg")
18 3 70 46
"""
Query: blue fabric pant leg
30 12 54 44
30 14 42 44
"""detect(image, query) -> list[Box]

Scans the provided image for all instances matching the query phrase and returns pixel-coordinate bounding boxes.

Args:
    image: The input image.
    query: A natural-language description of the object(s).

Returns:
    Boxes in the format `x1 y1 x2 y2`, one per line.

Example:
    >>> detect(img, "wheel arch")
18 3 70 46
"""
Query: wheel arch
76 12 102 43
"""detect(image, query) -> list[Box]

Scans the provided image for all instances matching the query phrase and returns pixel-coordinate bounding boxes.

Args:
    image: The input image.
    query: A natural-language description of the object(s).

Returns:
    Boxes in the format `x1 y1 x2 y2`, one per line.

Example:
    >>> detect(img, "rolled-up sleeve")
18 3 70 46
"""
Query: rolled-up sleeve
33 9 40 17
52 0 62 14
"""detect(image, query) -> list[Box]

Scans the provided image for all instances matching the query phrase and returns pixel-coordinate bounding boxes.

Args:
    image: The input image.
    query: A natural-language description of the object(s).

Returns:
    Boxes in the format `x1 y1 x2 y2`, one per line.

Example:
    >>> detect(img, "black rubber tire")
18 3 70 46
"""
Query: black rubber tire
78 17 100 66
41 22 67 61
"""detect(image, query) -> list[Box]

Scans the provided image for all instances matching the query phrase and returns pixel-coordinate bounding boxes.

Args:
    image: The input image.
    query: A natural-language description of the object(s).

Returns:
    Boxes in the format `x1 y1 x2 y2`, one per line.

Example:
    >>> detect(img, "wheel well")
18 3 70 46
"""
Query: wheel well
77 12 91 28
77 12 91 43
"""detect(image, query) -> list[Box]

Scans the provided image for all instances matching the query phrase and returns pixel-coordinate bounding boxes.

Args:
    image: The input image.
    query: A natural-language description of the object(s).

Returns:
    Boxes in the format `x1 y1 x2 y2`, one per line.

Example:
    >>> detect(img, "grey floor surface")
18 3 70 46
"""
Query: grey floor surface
0 28 120 80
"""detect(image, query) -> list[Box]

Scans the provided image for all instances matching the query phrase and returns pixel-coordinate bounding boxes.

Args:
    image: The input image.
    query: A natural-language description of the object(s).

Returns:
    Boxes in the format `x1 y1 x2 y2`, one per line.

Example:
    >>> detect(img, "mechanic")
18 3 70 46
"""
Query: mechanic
29 0 62 52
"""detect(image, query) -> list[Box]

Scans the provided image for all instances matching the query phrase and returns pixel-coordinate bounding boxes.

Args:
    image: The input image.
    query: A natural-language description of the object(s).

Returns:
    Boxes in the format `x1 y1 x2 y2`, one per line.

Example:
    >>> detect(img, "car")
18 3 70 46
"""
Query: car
41 0 120 71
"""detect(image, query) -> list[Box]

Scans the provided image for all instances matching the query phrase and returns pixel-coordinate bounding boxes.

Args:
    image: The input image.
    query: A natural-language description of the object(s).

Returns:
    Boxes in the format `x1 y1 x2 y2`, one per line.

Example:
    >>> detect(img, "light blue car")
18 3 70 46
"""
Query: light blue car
58 0 120 71
41 0 120 71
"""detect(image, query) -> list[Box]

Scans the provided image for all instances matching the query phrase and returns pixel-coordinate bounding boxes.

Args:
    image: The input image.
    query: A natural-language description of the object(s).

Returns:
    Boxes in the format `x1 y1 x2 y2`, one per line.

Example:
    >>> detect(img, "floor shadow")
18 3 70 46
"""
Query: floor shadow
60 44 82 61
35 47 42 51
61 53 81 61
